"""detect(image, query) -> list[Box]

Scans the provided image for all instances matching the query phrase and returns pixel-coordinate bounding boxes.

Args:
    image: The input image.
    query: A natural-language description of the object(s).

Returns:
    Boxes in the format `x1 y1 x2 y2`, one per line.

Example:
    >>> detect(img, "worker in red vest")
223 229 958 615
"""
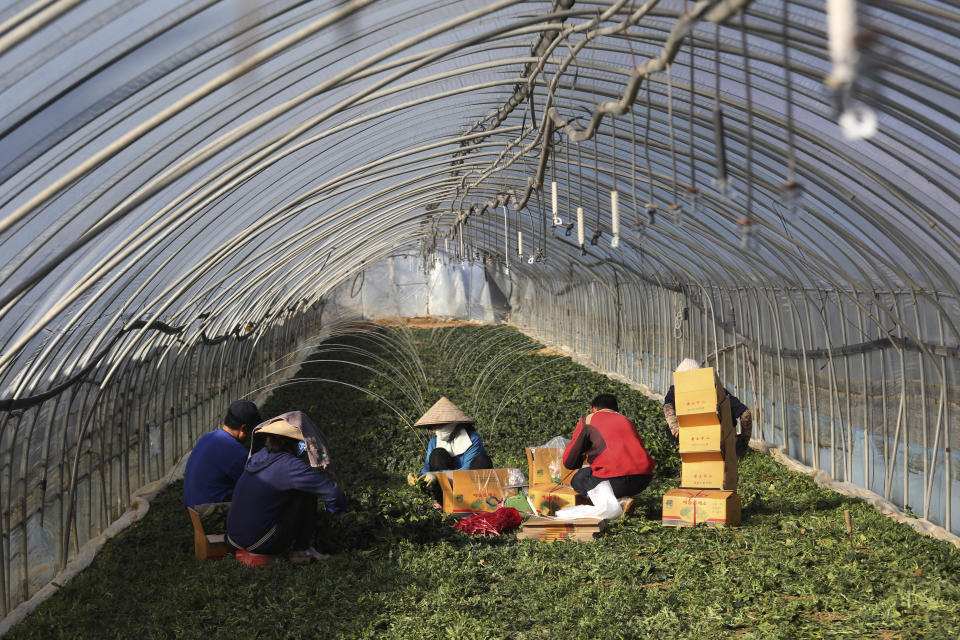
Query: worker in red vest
562 393 655 510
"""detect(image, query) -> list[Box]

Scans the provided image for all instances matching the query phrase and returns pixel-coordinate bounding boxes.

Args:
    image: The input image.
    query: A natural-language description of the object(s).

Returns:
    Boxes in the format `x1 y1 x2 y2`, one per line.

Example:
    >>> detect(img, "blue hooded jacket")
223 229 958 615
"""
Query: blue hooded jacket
226 448 347 549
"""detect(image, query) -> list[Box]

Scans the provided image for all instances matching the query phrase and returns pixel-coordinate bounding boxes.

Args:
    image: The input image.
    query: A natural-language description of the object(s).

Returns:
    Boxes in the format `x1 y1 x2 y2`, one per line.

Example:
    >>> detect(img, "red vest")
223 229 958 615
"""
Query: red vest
562 410 655 478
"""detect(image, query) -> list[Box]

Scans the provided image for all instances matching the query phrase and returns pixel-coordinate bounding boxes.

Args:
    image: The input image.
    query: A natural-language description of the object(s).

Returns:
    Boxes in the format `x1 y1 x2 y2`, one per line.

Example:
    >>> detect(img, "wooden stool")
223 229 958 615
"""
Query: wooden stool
188 503 229 561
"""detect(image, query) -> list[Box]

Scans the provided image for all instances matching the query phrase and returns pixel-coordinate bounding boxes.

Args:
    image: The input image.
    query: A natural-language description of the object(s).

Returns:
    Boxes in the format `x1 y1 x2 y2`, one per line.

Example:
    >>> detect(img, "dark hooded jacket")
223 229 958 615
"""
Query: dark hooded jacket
226 448 347 549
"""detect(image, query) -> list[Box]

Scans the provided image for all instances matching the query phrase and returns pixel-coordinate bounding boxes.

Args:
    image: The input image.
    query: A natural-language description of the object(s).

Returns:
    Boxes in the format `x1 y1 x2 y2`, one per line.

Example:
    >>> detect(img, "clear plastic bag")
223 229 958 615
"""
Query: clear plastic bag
542 436 570 449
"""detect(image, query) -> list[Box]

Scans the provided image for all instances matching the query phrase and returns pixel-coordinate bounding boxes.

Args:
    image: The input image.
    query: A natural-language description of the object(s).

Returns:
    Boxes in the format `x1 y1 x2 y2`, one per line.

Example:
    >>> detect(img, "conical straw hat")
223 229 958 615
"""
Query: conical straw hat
254 418 304 441
414 397 474 428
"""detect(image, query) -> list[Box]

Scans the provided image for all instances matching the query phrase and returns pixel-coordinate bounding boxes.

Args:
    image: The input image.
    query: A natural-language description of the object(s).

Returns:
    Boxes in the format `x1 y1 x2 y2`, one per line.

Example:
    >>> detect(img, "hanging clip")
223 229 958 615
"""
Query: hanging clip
590 229 602 245
668 203 682 226
737 216 755 250
644 203 657 226
779 180 804 215
685 186 700 218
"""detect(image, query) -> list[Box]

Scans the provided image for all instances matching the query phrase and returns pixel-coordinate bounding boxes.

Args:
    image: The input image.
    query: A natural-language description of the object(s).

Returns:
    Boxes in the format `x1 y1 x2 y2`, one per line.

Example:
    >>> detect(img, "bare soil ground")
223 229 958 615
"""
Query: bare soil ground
373 317 481 329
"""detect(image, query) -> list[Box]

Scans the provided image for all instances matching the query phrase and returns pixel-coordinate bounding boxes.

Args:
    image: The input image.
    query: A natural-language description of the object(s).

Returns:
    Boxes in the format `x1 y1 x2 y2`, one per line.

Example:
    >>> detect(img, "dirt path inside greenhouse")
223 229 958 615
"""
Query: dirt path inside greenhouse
8 326 960 640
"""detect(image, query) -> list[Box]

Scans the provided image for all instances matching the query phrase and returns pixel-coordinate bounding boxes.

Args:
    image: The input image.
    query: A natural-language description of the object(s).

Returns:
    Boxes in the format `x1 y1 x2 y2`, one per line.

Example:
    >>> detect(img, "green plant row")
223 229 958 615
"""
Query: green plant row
9 325 960 639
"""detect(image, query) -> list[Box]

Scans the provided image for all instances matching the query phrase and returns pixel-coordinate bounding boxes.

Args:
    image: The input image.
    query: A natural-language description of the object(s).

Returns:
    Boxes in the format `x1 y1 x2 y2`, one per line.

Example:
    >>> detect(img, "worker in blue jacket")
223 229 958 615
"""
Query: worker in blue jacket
226 419 347 564
407 397 491 491
183 399 261 508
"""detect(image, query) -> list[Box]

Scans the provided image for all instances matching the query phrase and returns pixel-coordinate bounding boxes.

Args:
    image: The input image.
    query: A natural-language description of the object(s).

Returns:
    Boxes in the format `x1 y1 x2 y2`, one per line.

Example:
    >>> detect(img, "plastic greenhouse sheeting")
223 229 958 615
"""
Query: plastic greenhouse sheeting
2 0 960 621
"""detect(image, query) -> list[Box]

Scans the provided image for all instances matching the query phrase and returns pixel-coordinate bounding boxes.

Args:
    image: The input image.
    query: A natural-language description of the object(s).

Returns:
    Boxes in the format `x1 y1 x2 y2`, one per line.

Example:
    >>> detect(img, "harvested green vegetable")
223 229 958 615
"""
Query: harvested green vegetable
9 326 960 639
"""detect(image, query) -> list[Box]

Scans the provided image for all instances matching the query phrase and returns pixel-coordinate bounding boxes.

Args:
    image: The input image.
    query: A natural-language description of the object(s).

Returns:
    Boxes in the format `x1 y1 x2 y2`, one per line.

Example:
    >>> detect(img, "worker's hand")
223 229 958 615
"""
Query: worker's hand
735 434 749 458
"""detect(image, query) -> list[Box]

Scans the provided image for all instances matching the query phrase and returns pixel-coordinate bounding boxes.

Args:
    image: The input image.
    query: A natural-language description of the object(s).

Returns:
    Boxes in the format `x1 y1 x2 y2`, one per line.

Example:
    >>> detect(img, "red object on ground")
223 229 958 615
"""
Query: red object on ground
453 507 523 536
235 548 277 567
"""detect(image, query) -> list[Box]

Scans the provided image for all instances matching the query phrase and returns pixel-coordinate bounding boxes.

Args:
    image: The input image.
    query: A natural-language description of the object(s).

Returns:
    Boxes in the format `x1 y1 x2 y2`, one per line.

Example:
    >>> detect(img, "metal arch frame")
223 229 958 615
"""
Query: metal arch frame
0 112 527 381
462 116 955 485
0 1 952 384
486 50 960 299
4 0 960 617
461 67 960 351
0 0 546 317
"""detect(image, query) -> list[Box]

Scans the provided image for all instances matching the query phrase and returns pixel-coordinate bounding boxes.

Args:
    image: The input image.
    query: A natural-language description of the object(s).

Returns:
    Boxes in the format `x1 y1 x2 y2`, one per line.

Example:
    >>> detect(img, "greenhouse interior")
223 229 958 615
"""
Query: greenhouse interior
2 0 960 637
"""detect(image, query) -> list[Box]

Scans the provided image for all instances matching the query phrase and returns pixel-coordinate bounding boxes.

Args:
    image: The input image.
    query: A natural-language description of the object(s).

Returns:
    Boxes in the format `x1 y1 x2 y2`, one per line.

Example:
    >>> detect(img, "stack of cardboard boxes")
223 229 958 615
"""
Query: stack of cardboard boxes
518 445 601 541
662 367 742 527
516 516 608 542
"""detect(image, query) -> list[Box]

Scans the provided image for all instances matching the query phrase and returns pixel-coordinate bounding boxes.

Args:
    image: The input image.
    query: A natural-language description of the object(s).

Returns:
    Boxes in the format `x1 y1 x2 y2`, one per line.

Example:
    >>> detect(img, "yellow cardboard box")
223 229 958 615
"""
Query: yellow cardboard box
525 447 577 485
680 432 738 490
527 483 589 515
661 488 741 526
678 420 734 454
676 397 733 430
435 469 520 515
674 367 726 417
675 366 736 456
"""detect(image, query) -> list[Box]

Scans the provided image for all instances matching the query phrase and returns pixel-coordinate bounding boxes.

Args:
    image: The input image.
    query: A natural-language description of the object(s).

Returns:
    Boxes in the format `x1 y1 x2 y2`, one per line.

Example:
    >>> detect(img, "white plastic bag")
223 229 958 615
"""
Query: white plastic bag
553 480 623 521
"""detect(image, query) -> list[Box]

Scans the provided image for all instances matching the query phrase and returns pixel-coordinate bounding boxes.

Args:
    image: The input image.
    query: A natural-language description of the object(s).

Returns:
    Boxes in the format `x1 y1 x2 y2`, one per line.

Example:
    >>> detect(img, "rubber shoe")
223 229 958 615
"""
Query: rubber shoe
289 547 330 565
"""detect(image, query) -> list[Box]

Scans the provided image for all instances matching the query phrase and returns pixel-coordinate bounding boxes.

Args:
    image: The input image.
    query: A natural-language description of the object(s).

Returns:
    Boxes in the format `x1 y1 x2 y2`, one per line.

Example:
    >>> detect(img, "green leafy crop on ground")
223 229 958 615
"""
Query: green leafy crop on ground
9 326 960 639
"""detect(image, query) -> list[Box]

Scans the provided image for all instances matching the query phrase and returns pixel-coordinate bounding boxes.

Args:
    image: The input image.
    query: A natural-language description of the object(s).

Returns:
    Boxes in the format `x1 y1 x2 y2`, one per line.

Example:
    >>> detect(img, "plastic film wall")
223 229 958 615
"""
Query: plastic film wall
2 0 960 619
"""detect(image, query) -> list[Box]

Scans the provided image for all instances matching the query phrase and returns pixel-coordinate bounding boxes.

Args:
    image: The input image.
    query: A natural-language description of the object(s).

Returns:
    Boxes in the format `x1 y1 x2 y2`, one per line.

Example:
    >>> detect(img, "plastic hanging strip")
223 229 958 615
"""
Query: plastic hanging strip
712 23 729 194
610 190 620 248
685 30 700 218
826 0 877 138
502 205 510 269
551 180 561 225
576 206 585 251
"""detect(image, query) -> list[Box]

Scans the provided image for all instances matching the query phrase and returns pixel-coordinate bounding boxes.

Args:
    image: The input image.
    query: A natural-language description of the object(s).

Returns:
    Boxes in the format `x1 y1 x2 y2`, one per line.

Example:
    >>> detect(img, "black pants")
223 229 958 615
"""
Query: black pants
232 491 317 554
428 449 492 472
570 467 651 499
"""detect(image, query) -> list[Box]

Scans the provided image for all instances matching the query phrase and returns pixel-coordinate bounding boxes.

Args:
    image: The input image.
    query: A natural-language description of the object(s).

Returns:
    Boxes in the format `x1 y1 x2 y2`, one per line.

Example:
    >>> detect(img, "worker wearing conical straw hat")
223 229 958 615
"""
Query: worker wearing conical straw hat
407 397 492 490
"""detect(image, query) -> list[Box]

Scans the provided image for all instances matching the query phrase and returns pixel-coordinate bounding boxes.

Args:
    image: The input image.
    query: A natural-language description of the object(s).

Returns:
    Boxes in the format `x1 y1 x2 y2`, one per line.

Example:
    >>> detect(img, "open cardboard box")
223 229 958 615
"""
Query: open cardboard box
662 488 741 527
525 446 577 485
527 483 589 516
434 468 523 515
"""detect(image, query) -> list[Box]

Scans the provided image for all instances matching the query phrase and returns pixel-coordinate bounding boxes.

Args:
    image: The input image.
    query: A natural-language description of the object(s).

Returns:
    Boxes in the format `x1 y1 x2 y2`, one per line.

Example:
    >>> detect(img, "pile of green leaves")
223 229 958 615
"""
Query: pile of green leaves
9 325 960 639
